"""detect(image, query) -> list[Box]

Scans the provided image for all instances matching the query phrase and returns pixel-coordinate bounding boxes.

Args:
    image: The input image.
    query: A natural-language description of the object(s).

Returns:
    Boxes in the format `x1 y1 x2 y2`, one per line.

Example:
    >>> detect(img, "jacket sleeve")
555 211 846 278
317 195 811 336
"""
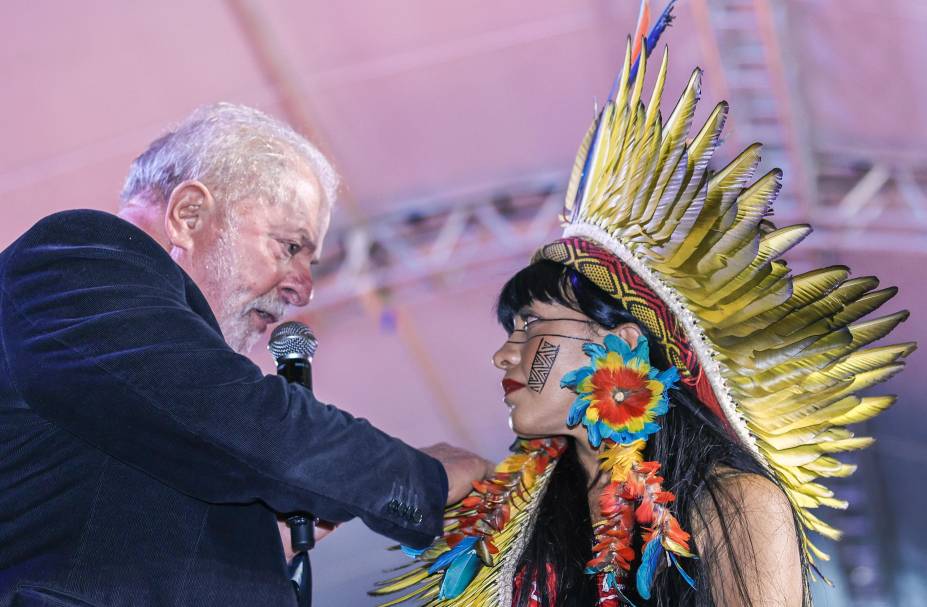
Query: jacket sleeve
0 211 447 548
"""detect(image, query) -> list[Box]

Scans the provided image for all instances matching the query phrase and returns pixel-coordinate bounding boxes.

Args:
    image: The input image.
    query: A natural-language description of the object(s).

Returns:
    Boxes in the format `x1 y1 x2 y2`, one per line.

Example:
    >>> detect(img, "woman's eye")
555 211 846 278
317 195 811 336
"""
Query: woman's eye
523 316 540 329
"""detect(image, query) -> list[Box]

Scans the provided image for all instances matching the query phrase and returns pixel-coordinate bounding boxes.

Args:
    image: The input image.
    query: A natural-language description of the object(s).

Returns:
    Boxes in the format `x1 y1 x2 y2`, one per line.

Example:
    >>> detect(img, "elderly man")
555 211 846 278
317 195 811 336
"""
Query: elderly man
0 103 488 606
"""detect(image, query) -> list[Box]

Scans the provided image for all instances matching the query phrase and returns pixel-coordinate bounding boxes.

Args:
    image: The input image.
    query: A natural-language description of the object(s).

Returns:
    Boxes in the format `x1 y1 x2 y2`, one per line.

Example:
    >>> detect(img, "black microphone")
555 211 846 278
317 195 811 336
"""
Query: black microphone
268 321 317 391
268 321 318 607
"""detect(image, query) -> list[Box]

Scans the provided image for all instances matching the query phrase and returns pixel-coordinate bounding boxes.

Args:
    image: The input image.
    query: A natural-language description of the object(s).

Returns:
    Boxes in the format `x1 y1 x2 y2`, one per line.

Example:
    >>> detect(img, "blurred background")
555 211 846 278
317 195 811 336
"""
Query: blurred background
2 1 925 605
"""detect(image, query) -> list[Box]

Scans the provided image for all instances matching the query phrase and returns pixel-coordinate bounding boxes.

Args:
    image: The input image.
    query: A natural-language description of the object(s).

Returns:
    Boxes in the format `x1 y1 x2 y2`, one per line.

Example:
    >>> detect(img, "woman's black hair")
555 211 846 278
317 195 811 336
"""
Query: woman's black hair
498 260 811 606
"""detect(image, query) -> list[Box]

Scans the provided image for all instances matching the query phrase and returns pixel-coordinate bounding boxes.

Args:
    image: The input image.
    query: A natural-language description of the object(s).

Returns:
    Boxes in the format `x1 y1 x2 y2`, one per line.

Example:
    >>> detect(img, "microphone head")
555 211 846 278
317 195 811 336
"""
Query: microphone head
268 321 318 362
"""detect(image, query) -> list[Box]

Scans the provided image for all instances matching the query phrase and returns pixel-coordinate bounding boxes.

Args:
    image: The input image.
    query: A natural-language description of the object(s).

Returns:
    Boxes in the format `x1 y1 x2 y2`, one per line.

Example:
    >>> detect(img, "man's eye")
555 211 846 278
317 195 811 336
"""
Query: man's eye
284 242 302 257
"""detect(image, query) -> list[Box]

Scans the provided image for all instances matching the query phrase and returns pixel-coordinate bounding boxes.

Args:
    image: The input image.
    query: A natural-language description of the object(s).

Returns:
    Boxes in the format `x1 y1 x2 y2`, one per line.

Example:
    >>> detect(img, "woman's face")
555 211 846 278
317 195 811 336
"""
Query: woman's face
492 299 640 440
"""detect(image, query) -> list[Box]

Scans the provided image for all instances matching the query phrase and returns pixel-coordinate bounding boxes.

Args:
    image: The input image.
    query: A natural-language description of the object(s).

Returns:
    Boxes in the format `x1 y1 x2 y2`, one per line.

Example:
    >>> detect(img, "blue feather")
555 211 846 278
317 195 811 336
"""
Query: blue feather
569 114 605 222
603 334 633 359
636 537 665 600
585 418 603 447
626 0 678 87
630 334 650 361
400 545 426 558
438 549 482 599
567 397 590 427
608 0 679 101
581 341 608 362
655 365 680 388
428 536 477 574
574 0 677 222
560 366 594 388
669 552 697 589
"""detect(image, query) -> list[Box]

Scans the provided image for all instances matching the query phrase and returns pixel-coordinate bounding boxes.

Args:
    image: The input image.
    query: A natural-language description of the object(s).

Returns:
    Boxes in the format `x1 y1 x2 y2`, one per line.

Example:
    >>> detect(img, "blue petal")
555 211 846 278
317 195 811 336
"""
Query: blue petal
603 334 632 359
567 397 590 427
560 366 594 389
656 365 680 388
438 549 482 599
428 536 477 574
585 420 603 447
636 537 665 600
642 422 662 436
582 342 607 362
608 426 638 445
652 398 670 416
669 552 697 589
631 334 650 361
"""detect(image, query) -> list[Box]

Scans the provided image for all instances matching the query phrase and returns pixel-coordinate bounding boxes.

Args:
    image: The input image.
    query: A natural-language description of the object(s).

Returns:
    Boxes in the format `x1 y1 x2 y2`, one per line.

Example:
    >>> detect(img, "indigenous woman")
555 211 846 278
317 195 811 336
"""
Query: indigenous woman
373 2 913 605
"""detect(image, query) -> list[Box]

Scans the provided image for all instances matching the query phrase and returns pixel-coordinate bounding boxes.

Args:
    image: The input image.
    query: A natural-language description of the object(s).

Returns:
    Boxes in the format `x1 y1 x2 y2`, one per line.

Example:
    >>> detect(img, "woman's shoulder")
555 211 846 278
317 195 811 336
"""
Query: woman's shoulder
692 467 805 605
697 466 797 541
709 466 793 514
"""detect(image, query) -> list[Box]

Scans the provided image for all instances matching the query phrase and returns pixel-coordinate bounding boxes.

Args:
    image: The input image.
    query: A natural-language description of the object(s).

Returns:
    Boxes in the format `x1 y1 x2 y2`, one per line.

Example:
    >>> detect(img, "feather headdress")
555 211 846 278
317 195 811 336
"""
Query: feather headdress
539 0 914 569
373 1 913 603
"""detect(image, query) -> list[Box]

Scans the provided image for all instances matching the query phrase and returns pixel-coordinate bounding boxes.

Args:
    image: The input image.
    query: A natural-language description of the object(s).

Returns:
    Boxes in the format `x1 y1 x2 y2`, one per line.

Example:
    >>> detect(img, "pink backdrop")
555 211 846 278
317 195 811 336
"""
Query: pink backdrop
3 2 925 604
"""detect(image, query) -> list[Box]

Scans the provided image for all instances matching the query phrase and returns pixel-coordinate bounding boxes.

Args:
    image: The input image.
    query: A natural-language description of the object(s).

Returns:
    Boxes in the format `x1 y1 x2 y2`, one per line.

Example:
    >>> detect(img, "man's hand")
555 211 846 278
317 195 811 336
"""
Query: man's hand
420 442 493 505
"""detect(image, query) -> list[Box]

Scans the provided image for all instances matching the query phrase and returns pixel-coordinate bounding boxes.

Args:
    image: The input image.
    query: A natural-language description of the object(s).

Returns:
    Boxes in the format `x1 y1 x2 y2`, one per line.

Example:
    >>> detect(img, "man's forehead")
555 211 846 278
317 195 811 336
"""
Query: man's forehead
269 202 330 242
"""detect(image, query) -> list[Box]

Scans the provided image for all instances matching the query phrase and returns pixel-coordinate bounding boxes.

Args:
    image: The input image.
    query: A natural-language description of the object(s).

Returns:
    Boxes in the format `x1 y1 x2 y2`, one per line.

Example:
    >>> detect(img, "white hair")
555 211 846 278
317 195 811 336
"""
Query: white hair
120 102 339 210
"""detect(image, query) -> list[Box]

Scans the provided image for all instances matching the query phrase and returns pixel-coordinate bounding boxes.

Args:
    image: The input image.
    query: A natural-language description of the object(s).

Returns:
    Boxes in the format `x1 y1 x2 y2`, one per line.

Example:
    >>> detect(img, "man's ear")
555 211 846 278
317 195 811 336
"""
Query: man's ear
613 322 643 350
164 180 214 251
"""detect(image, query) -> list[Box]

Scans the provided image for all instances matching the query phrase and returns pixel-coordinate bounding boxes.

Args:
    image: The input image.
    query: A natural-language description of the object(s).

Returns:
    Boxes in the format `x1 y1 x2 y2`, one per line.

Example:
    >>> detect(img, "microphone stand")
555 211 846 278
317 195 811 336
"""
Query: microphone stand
269 324 318 607
286 514 313 607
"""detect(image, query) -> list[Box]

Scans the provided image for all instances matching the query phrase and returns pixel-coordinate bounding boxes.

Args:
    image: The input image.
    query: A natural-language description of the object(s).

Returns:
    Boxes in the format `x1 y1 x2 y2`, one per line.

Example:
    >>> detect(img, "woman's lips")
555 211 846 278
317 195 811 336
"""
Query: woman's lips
502 379 526 395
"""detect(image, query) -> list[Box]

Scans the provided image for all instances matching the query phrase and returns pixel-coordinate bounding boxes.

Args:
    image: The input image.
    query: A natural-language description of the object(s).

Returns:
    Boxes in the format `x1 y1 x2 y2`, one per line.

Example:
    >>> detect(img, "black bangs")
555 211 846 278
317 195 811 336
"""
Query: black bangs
495 260 640 333
495 260 575 333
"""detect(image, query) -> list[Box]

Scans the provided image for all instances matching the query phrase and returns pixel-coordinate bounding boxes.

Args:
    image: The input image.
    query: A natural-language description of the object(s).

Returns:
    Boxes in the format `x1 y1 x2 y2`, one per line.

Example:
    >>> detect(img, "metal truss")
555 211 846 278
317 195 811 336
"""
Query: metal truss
310 177 566 312
813 147 927 250
310 163 926 314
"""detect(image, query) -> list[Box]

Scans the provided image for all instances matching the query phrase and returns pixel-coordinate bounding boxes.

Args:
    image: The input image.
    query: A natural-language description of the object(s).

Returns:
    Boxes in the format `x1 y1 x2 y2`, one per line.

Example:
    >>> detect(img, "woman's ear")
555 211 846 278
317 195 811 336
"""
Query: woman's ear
613 322 643 350
164 180 215 252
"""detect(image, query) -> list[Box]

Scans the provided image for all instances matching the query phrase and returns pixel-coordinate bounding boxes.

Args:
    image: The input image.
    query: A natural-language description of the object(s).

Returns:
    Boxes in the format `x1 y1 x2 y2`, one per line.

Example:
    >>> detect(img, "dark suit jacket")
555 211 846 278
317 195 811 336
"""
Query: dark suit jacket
0 210 447 606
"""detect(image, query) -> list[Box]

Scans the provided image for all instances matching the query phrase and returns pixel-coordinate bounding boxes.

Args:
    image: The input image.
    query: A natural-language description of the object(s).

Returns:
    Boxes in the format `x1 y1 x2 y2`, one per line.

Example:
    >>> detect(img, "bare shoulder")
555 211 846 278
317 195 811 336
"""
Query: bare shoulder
717 470 794 518
692 470 805 606
699 469 798 550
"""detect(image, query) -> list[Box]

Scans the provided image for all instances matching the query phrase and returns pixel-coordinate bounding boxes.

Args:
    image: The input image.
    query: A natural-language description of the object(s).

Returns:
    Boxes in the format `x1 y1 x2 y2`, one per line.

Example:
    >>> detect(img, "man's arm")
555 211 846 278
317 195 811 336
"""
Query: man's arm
0 211 447 548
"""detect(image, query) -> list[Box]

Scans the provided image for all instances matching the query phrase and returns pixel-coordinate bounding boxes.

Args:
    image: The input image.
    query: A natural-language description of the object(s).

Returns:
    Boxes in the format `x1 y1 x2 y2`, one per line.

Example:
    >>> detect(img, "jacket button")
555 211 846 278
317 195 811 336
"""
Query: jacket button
411 509 423 525
387 499 400 513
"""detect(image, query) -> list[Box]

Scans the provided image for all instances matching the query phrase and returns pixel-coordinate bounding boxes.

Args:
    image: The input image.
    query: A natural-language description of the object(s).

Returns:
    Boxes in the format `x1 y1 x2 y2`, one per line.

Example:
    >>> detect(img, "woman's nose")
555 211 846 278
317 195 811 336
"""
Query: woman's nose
492 340 521 370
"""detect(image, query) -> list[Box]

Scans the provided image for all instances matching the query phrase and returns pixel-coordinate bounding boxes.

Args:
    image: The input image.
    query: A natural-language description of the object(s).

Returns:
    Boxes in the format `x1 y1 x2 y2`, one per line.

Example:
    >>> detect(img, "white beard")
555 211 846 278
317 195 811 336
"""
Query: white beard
201 227 286 354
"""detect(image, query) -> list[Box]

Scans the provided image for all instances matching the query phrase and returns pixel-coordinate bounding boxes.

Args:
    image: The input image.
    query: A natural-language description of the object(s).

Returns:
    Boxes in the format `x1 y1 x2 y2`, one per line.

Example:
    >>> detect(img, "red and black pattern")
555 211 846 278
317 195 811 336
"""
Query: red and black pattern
538 237 727 426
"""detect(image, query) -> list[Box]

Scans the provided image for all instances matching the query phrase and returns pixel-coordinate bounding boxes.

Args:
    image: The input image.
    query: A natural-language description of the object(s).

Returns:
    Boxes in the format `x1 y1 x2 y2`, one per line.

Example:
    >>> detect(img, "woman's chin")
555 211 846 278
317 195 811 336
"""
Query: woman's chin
509 415 559 439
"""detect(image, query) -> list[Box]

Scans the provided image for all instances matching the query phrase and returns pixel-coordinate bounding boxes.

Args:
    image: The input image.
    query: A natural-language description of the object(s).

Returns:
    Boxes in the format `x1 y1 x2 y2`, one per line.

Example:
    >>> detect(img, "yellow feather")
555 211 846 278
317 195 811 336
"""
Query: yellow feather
539 41 916 572
643 46 669 133
563 120 596 222
696 168 781 275
612 38 633 117
830 395 897 426
664 142 762 269
801 456 857 478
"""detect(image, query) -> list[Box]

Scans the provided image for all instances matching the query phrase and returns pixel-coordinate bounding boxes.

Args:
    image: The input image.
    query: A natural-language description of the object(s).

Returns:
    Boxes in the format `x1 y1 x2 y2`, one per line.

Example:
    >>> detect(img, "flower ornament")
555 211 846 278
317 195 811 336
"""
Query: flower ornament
561 334 680 447
560 333 694 598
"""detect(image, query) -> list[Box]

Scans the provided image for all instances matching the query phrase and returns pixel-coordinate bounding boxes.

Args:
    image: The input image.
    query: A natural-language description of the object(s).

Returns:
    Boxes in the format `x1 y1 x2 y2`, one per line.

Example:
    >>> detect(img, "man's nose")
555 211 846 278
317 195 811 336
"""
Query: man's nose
492 340 521 370
279 266 314 307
